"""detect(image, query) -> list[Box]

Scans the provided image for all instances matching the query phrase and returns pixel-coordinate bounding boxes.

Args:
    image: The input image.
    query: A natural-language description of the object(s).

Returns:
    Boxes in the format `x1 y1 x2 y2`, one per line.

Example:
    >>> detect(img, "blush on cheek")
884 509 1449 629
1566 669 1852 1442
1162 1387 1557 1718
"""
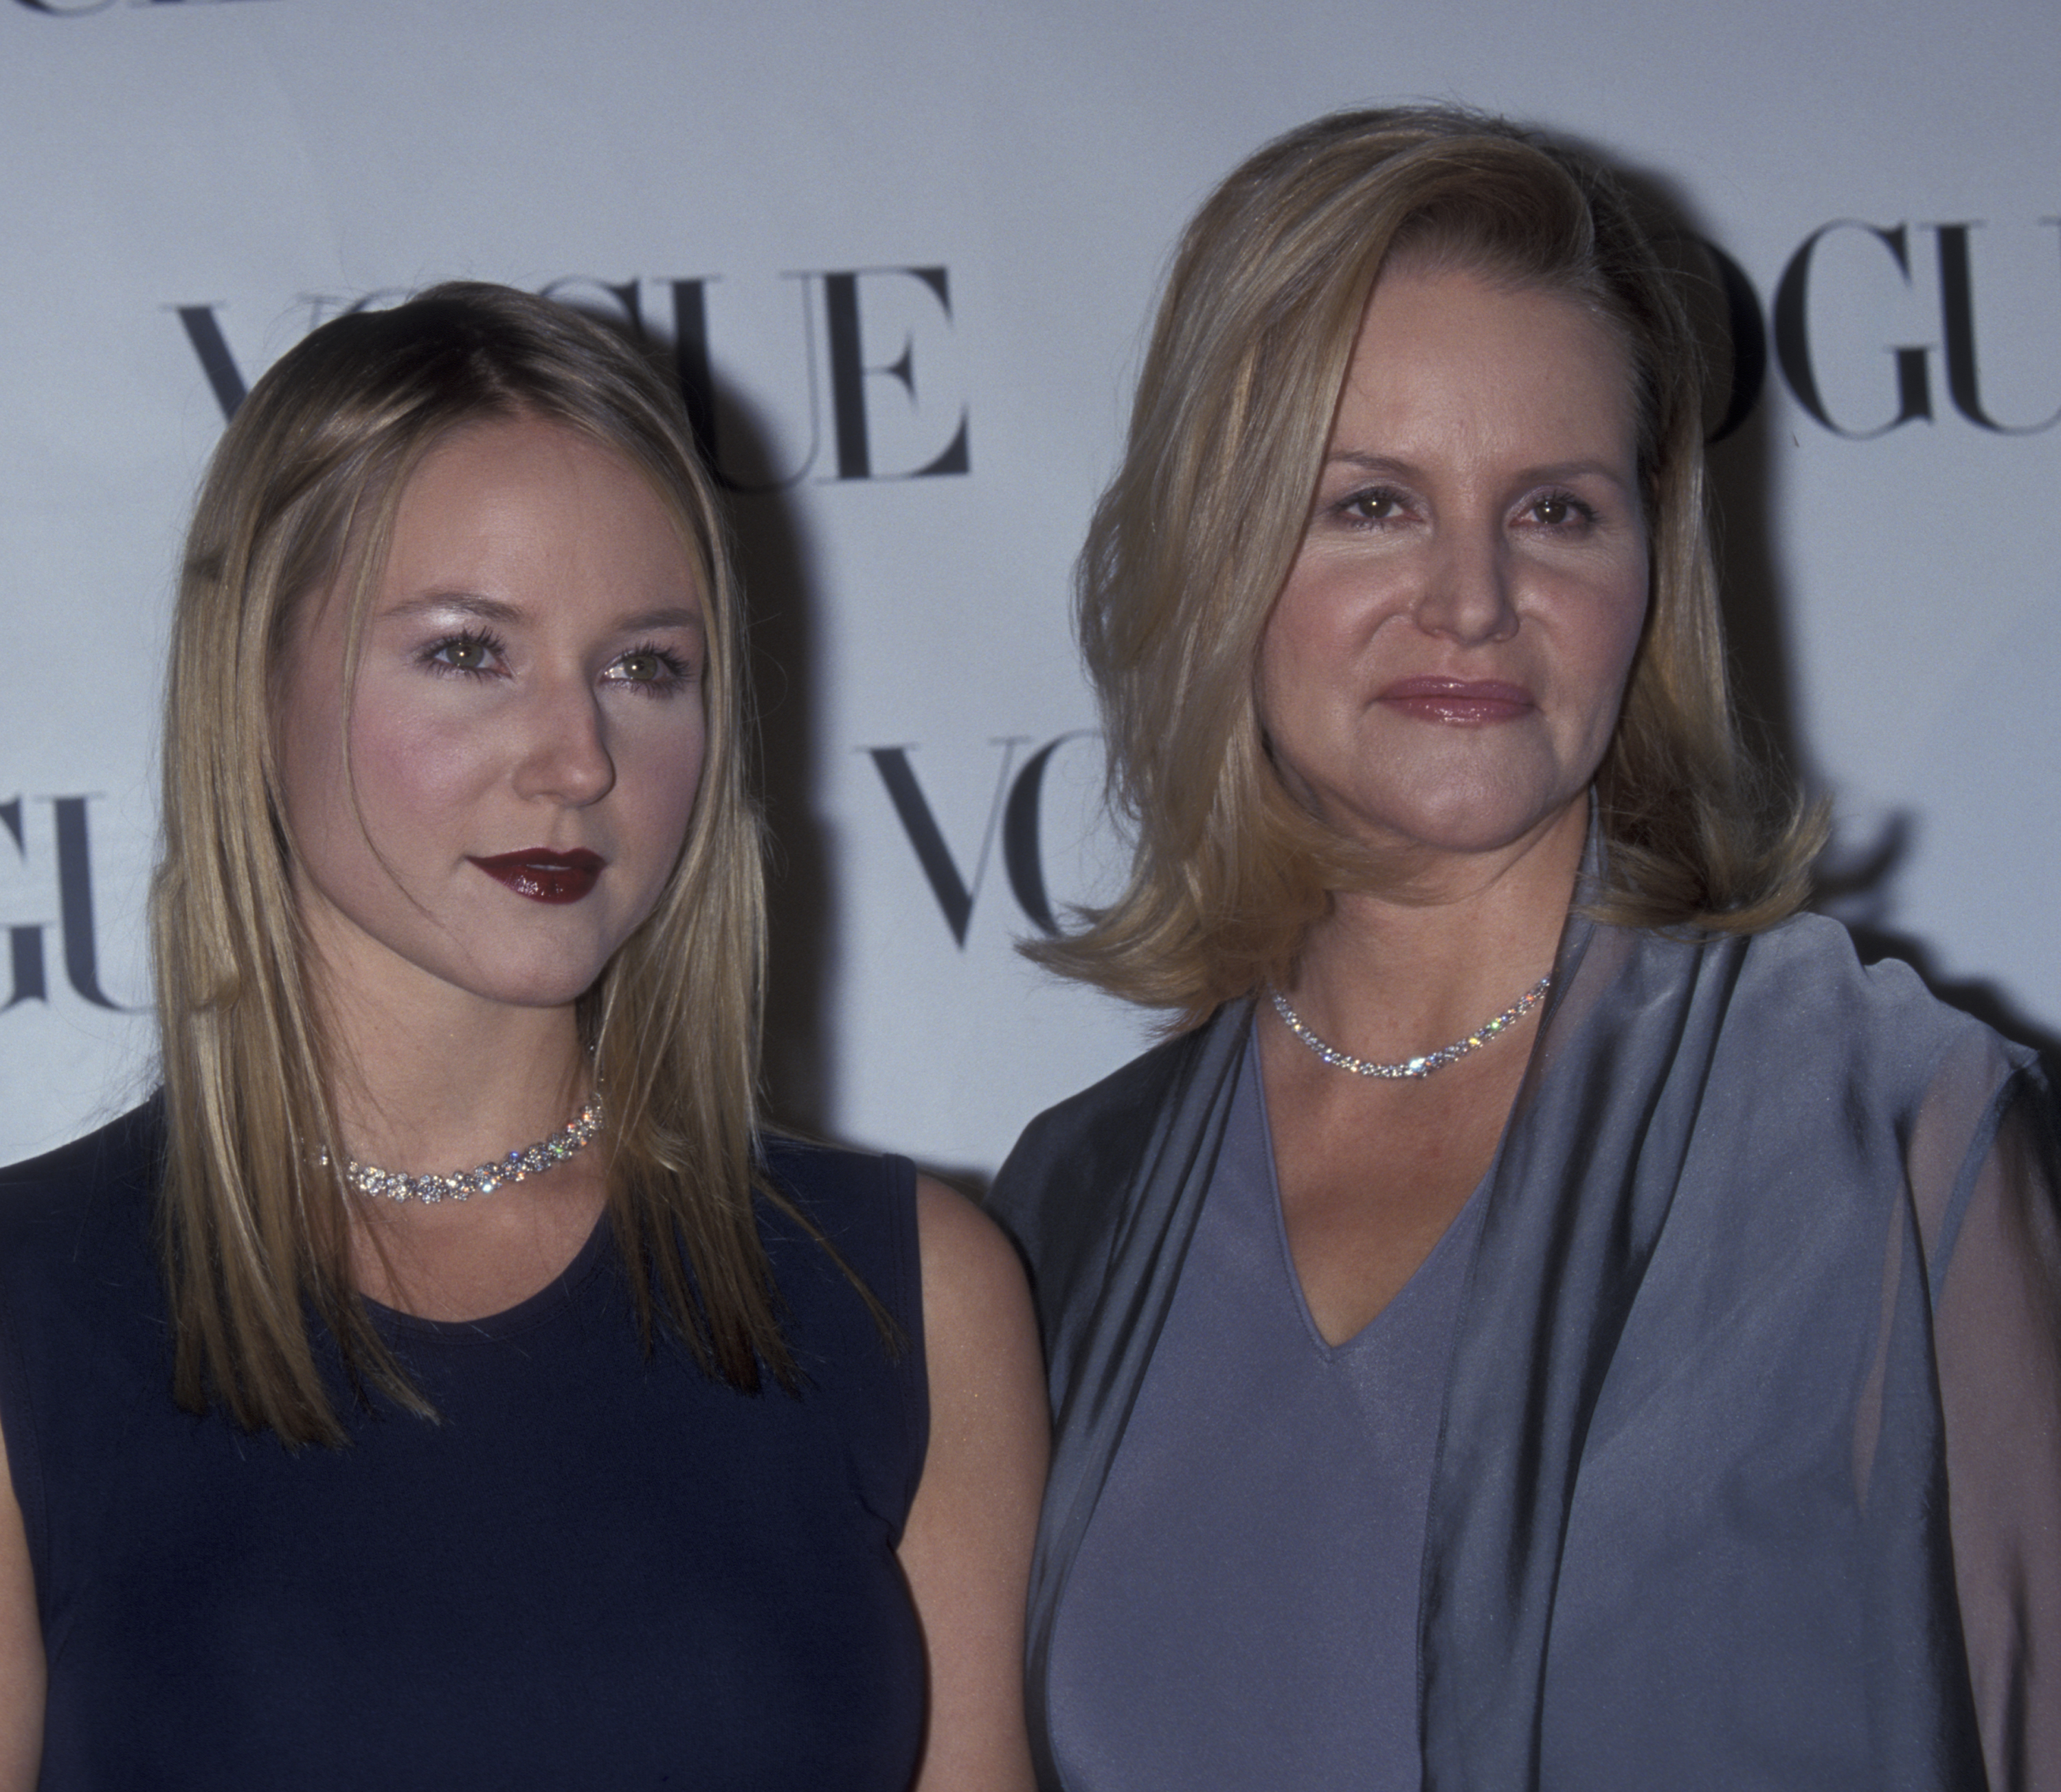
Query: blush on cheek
347 714 483 829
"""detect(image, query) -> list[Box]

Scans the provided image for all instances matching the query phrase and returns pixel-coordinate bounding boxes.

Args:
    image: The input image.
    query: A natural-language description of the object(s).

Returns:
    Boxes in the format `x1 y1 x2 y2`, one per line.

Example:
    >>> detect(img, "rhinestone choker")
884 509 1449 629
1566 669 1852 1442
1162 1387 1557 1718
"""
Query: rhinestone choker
1270 975 1551 1080
319 1095 604 1204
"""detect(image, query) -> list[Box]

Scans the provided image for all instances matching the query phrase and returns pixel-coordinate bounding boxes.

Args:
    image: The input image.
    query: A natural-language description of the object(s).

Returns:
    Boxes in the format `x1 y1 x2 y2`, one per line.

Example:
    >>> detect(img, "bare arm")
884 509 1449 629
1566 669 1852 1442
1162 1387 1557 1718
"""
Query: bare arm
898 1175 1048 1792
0 1420 43 1790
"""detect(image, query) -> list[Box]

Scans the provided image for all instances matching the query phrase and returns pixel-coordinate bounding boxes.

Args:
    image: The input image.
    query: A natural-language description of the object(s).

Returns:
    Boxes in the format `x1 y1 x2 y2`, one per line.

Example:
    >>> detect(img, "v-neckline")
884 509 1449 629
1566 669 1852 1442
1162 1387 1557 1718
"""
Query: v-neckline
1242 1028 1492 1359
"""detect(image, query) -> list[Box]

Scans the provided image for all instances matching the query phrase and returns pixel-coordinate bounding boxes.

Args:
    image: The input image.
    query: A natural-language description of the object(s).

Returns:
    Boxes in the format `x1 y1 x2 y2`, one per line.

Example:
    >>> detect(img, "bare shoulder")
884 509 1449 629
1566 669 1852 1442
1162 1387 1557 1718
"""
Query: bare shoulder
909 1174 1046 1446
912 1175 1033 1320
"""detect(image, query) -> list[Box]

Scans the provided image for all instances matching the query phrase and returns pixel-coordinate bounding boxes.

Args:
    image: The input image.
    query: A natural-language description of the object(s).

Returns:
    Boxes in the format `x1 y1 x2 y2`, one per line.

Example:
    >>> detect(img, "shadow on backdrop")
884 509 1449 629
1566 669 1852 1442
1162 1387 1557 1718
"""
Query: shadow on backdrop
688 376 840 1139
730 480 837 1139
1606 148 2058 1082
1816 815 2061 1078
701 383 1004 1166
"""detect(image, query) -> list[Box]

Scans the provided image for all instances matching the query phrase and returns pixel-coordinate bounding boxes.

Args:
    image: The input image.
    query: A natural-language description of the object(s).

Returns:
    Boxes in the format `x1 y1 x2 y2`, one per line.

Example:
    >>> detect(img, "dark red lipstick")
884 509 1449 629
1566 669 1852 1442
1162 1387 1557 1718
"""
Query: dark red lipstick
1377 677 1534 725
469 849 605 904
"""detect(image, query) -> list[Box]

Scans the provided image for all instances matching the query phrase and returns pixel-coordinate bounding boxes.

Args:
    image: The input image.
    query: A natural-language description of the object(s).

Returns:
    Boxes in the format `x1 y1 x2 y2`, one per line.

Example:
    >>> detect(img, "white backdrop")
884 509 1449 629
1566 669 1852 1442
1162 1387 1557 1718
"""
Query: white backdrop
3 0 2056 1178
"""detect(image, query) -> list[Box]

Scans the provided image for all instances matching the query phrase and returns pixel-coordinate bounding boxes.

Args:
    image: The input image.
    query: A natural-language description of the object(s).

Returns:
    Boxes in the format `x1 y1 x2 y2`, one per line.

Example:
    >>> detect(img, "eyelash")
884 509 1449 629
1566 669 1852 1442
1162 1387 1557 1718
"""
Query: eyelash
1326 486 1600 532
418 630 696 696
420 627 508 680
1523 491 1599 530
602 642 696 696
1331 486 1409 528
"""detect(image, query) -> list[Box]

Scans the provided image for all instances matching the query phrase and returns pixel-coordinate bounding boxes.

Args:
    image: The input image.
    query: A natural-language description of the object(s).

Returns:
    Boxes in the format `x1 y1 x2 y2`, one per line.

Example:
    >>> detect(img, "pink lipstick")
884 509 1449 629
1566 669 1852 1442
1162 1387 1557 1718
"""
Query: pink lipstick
1377 677 1534 725
469 849 605 904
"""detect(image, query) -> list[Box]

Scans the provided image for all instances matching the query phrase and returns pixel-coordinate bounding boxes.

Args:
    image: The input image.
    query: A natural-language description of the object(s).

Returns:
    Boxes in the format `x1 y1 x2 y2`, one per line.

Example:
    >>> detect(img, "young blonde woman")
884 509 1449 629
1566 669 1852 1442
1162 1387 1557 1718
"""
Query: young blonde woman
0 284 1044 1791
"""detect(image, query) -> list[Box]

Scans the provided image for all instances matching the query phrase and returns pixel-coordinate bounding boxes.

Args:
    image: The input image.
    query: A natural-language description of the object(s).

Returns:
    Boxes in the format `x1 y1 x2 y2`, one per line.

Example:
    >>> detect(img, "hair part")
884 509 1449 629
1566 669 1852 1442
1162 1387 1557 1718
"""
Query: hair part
153 282 857 1446
1037 105 1823 1024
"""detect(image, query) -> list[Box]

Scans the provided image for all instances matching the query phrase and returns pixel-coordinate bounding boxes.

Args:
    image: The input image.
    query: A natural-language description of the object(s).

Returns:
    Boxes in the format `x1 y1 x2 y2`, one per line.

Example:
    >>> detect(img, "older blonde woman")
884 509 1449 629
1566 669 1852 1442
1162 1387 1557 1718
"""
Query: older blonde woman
992 109 2059 1791
0 284 1044 1790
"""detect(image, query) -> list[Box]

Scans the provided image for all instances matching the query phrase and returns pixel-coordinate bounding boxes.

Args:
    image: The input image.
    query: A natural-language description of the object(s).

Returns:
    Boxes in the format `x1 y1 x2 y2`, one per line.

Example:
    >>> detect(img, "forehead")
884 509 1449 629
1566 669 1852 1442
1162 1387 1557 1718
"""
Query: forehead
390 414 690 552
356 413 703 621
1333 264 1638 459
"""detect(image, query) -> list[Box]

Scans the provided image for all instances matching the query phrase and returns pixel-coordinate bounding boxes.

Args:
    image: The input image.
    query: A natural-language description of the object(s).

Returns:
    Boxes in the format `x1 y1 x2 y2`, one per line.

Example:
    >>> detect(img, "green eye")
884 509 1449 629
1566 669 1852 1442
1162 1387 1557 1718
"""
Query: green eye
608 647 690 690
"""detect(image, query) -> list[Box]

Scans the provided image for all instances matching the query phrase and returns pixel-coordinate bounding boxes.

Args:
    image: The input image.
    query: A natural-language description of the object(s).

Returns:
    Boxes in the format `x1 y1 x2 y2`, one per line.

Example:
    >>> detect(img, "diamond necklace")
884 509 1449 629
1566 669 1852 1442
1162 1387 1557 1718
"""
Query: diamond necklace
318 1094 604 1204
1269 975 1552 1080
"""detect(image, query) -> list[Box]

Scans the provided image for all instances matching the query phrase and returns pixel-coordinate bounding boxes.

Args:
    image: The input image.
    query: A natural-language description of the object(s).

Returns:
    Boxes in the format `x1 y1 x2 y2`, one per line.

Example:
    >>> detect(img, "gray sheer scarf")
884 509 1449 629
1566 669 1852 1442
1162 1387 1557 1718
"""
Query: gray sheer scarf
991 903 2059 1791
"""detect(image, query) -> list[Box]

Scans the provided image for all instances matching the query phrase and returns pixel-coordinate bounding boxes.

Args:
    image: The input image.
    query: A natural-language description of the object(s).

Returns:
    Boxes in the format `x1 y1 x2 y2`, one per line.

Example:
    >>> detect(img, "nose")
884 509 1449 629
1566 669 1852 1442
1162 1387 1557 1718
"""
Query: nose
511 678 616 808
1415 523 1519 646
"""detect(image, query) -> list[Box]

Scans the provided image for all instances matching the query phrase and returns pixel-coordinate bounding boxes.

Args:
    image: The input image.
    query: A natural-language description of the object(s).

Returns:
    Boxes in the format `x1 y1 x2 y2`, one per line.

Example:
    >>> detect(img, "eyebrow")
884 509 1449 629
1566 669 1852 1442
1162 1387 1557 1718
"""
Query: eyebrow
615 605 705 634
1324 450 1632 488
384 591 523 626
382 592 703 633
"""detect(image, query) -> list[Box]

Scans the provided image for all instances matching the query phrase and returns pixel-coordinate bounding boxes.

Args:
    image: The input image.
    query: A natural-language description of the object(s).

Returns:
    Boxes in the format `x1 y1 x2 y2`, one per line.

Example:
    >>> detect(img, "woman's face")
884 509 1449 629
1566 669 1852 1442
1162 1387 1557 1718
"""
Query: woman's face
1257 262 1649 867
274 413 709 1021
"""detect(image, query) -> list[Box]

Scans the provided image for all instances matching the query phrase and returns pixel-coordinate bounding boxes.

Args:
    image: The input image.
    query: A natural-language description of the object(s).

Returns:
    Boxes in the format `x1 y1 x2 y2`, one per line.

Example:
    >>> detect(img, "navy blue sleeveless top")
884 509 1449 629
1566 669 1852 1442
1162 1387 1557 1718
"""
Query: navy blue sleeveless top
0 1100 928 1790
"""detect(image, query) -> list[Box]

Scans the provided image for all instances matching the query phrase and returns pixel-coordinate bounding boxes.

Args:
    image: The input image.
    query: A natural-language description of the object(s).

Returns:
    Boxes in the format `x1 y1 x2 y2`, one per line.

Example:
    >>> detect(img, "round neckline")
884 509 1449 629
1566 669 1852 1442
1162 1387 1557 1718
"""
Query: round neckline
363 1205 616 1342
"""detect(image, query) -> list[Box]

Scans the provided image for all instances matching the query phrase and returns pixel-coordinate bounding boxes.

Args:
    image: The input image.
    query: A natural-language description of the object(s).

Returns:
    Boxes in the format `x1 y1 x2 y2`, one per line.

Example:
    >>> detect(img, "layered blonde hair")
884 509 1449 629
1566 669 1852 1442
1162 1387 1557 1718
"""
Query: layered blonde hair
1043 106 1823 1023
153 283 799 1445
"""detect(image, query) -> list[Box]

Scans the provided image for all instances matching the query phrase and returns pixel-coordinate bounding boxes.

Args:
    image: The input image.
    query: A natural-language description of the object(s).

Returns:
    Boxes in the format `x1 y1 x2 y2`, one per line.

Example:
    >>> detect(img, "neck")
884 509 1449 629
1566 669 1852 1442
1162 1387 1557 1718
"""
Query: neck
1283 797 1586 1061
313 968 592 1179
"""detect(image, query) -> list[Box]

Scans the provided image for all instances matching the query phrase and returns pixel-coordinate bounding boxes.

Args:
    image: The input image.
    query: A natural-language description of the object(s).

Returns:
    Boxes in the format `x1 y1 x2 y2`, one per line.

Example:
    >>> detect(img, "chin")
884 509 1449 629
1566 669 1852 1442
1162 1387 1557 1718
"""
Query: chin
451 947 614 1012
1362 781 1588 861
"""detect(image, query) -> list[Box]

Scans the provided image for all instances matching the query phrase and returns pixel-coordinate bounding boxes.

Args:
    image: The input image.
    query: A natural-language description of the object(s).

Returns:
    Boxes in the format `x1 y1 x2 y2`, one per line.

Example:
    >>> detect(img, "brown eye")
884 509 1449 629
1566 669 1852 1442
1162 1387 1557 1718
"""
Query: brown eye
1528 492 1592 529
427 634 499 673
1344 488 1404 523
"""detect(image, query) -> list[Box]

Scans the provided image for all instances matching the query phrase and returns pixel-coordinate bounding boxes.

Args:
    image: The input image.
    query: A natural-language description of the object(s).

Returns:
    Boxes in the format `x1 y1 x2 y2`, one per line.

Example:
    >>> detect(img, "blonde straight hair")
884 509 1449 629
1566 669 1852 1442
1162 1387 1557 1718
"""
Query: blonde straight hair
1041 107 1823 1023
153 283 807 1446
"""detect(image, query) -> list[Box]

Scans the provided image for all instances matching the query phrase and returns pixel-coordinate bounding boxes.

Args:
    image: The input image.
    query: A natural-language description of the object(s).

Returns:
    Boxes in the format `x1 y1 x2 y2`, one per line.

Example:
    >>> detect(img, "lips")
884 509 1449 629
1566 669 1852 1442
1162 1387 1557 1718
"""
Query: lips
468 849 605 904
1377 677 1535 724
